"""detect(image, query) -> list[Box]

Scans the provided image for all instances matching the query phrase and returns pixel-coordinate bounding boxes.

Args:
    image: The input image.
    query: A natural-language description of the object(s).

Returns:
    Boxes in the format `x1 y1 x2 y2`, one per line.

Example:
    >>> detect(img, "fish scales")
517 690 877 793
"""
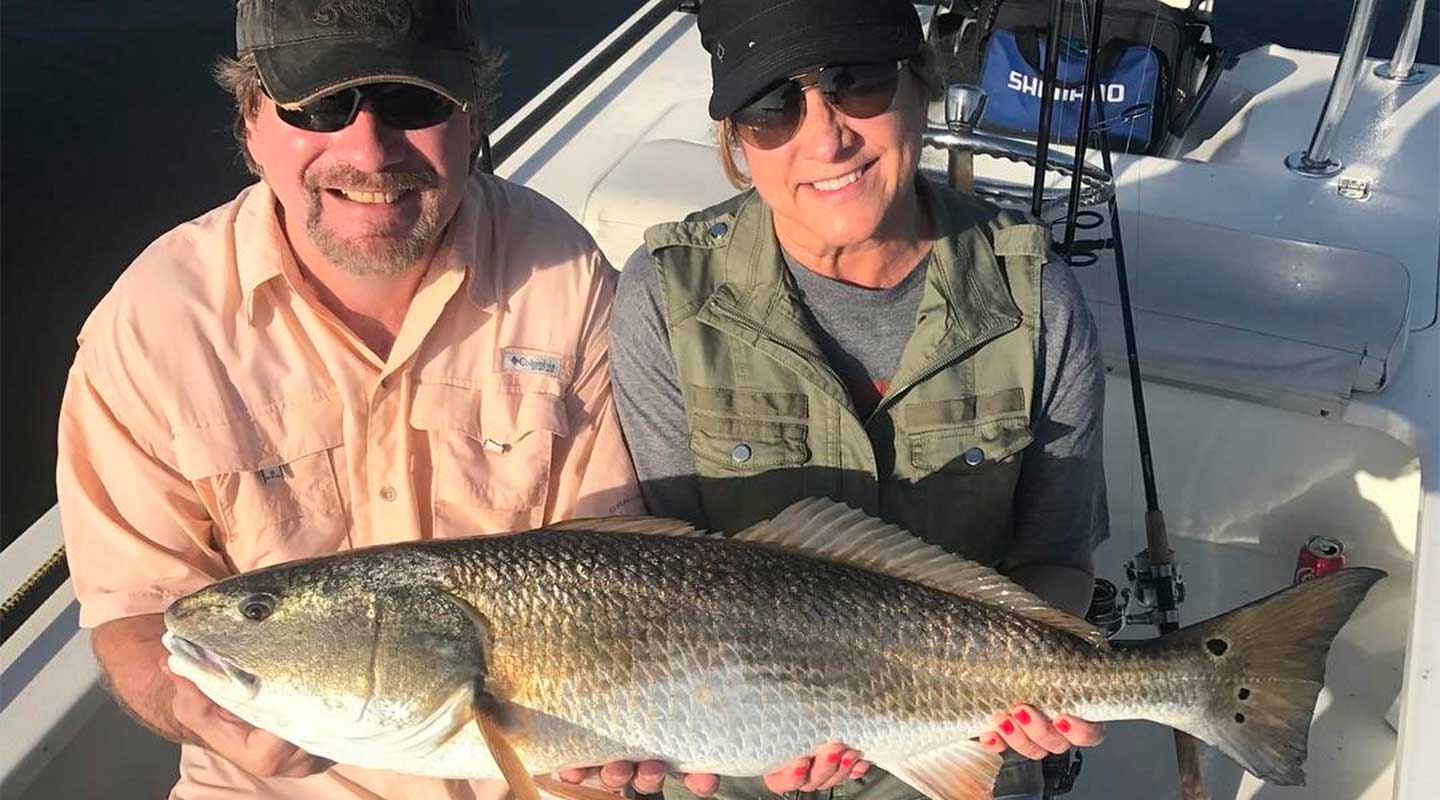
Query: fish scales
356 531 1155 769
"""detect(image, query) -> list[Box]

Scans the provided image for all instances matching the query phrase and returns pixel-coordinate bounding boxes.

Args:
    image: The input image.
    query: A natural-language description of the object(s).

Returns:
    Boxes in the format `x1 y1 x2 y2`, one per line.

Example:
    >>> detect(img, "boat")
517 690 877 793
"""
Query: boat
3 1 1436 797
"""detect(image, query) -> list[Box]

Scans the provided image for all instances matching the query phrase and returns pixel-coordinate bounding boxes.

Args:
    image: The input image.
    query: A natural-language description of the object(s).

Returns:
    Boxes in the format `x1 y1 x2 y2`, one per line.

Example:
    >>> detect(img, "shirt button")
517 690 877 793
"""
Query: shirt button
708 221 729 238
731 442 752 463
963 447 985 466
379 485 398 502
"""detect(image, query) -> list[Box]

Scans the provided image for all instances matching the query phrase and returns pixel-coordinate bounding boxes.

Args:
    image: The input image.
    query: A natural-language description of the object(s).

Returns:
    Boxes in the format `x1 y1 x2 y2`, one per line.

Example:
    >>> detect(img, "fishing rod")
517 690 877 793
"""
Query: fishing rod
1029 0 1067 217
1049 1 1207 797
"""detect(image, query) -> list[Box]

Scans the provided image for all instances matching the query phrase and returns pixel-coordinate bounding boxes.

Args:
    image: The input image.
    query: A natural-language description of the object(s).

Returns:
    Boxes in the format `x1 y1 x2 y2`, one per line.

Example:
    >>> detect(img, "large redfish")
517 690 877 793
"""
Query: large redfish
161 499 1383 799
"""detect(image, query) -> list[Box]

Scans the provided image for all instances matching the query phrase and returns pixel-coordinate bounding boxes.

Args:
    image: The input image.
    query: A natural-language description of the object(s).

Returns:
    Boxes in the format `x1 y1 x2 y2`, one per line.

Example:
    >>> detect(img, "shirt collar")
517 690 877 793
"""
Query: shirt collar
234 182 288 322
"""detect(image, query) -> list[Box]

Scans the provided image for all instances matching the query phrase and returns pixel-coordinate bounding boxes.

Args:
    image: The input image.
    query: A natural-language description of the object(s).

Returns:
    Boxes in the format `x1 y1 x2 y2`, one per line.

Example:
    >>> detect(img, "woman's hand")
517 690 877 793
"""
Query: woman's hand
980 705 1104 760
557 744 870 797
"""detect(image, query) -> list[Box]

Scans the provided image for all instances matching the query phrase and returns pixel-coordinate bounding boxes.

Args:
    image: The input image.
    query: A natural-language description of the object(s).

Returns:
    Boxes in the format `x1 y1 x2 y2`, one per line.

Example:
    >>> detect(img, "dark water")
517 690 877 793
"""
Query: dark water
1 1 1436 546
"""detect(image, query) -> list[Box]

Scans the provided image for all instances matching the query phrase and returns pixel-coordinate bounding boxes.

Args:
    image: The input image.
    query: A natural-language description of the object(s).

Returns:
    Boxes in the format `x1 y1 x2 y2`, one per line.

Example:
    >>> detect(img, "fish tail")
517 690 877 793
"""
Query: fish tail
1164 567 1384 785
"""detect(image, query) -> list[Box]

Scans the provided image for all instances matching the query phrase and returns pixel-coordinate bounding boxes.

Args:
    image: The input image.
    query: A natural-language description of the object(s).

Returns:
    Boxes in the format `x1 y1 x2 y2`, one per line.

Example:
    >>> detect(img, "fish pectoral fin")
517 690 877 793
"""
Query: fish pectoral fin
477 709 541 800
880 741 1004 800
534 775 636 800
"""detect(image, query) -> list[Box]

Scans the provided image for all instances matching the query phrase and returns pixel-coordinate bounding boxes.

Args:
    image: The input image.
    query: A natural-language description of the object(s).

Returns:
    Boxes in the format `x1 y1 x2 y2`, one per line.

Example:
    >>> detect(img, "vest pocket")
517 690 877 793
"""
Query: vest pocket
906 414 1034 562
689 415 811 530
910 414 1034 473
173 397 348 570
411 382 568 535
690 416 810 470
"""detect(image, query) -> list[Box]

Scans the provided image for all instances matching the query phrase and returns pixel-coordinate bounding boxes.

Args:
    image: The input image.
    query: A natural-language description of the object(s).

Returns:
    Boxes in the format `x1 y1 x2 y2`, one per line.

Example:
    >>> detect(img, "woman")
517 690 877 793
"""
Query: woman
606 1 1109 798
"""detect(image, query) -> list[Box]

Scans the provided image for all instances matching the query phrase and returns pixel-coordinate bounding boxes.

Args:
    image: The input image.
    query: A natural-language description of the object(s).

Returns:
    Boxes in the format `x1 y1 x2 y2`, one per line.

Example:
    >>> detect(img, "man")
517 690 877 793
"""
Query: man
57 2 643 798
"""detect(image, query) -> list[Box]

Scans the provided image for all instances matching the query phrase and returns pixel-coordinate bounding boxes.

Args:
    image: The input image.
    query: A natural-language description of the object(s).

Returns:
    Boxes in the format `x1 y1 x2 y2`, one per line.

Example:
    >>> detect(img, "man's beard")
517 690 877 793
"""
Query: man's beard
302 162 444 276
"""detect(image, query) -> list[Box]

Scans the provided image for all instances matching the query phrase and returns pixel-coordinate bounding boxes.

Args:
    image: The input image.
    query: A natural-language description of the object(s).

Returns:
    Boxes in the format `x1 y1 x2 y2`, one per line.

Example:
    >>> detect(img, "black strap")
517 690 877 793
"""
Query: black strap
927 0 1006 83
1013 27 1129 90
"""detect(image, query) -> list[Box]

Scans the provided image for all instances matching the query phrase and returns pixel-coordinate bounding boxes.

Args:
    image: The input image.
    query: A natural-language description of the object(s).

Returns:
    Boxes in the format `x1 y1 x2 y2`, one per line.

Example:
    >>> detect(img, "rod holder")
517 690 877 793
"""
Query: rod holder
1287 0 1384 177
1375 0 1428 84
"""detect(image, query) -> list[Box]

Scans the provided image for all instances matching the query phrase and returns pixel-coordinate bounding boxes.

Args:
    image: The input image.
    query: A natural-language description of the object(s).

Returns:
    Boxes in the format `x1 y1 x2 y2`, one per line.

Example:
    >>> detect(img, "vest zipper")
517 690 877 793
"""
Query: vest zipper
867 317 1019 426
704 301 858 415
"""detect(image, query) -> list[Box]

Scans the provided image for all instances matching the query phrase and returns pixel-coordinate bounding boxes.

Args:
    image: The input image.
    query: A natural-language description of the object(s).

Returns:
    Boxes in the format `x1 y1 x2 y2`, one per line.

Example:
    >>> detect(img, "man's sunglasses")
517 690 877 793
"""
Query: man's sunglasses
275 83 462 133
730 61 906 150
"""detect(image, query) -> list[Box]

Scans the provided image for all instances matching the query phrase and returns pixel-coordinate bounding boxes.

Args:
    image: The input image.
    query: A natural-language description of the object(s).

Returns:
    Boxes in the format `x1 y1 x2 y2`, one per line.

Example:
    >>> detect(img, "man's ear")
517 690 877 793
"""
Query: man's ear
245 97 264 137
240 103 265 177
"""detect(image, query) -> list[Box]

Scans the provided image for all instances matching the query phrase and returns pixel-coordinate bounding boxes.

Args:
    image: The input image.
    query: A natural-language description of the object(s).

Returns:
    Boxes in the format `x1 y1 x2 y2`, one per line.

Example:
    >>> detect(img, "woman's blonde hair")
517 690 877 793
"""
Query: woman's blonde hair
715 46 943 189
212 47 504 176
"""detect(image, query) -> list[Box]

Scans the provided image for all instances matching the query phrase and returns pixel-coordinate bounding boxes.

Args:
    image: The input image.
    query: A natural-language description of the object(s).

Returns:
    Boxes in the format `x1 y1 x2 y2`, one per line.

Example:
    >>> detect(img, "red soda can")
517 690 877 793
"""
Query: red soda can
1295 536 1346 584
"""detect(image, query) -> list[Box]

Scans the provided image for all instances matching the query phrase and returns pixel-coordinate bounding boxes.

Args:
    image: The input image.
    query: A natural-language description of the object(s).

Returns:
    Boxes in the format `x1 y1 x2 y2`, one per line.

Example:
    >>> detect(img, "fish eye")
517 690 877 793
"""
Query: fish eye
239 593 277 622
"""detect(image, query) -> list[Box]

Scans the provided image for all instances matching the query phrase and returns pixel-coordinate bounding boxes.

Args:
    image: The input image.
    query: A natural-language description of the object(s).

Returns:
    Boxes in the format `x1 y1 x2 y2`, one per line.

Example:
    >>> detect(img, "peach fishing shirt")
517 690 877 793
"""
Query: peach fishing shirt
57 175 644 800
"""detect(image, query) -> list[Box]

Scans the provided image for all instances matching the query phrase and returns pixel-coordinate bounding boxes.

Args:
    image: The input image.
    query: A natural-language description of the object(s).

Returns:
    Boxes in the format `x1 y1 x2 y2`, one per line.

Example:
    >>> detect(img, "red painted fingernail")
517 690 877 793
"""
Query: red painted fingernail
827 751 841 763
1000 720 1015 735
796 764 809 776
841 755 855 768
980 735 995 746
1056 718 1071 734
1015 709 1031 725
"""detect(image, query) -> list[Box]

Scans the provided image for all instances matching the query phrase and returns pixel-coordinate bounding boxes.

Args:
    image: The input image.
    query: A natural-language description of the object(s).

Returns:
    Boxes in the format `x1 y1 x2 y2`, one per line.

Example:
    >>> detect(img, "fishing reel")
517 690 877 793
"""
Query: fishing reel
1087 550 1188 639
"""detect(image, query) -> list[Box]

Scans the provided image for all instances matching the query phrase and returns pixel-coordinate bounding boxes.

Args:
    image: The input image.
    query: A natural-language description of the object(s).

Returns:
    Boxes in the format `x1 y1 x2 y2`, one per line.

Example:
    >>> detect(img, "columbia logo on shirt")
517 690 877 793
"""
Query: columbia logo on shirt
501 348 566 378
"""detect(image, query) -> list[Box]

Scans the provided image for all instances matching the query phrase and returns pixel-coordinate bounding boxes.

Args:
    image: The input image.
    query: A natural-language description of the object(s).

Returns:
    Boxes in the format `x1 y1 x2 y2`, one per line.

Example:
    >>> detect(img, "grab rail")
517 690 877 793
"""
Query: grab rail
1375 0 1430 84
1286 0 1383 177
485 0 679 170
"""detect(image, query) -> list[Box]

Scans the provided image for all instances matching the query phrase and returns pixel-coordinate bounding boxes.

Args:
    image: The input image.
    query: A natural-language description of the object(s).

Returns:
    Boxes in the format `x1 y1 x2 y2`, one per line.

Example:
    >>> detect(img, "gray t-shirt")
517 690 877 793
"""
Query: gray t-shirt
610 245 1109 569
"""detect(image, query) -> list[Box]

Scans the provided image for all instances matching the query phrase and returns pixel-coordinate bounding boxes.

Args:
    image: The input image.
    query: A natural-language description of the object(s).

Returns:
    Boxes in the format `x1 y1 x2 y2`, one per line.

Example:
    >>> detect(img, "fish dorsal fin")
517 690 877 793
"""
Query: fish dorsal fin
542 515 709 538
880 740 1004 800
735 498 1108 649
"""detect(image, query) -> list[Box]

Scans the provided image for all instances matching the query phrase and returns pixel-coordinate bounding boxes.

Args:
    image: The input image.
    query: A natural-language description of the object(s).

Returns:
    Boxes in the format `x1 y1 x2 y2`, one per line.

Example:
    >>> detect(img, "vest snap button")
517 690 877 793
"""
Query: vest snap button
963 447 985 466
709 222 729 238
730 442 752 463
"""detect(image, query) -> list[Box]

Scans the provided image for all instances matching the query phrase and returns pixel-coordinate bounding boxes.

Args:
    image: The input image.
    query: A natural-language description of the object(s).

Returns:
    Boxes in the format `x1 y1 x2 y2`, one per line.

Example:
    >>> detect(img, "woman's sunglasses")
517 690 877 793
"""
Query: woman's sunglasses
275 83 461 133
730 61 905 150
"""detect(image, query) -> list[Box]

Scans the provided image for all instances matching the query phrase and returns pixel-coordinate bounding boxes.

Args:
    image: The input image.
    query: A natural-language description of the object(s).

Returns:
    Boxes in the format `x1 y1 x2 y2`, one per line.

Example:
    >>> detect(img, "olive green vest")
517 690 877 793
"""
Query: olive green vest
643 178 1048 566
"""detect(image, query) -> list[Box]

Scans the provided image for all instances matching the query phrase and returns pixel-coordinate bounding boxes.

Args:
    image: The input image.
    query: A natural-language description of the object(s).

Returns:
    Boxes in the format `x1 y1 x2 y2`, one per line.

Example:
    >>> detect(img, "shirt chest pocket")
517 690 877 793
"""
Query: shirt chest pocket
173 399 348 571
410 382 569 535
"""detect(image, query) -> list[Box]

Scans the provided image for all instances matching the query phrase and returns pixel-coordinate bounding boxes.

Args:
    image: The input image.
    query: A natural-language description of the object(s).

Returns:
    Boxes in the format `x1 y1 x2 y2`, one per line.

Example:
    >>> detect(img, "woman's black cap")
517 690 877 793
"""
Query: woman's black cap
698 0 924 121
236 0 478 109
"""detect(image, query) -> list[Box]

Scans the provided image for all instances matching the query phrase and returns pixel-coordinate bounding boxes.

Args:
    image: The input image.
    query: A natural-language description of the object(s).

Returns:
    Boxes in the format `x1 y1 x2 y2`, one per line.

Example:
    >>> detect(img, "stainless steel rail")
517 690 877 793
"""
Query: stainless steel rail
1375 0 1429 84
923 126 1115 209
1286 0 1383 177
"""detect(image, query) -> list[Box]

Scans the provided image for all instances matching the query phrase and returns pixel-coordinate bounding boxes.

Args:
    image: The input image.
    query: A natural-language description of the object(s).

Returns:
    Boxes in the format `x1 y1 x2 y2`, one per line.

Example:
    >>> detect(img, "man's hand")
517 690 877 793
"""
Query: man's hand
165 661 330 779
556 744 870 797
91 613 329 779
759 743 870 793
557 761 714 796
980 705 1104 760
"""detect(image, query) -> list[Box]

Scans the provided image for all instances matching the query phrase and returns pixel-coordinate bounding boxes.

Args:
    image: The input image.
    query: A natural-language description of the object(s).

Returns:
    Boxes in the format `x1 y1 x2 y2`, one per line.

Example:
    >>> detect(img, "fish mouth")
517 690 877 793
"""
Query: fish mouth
162 632 260 697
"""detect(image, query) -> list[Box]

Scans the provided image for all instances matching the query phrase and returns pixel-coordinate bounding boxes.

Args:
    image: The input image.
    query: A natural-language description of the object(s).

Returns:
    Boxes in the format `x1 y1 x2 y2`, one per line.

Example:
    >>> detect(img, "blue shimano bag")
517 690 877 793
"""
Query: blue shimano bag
929 0 1226 156
977 29 1159 150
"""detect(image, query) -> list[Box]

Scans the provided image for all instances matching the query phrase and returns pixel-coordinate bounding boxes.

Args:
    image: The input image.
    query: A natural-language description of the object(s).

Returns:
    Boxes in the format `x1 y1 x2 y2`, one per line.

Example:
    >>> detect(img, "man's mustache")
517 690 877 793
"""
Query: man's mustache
304 163 439 193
